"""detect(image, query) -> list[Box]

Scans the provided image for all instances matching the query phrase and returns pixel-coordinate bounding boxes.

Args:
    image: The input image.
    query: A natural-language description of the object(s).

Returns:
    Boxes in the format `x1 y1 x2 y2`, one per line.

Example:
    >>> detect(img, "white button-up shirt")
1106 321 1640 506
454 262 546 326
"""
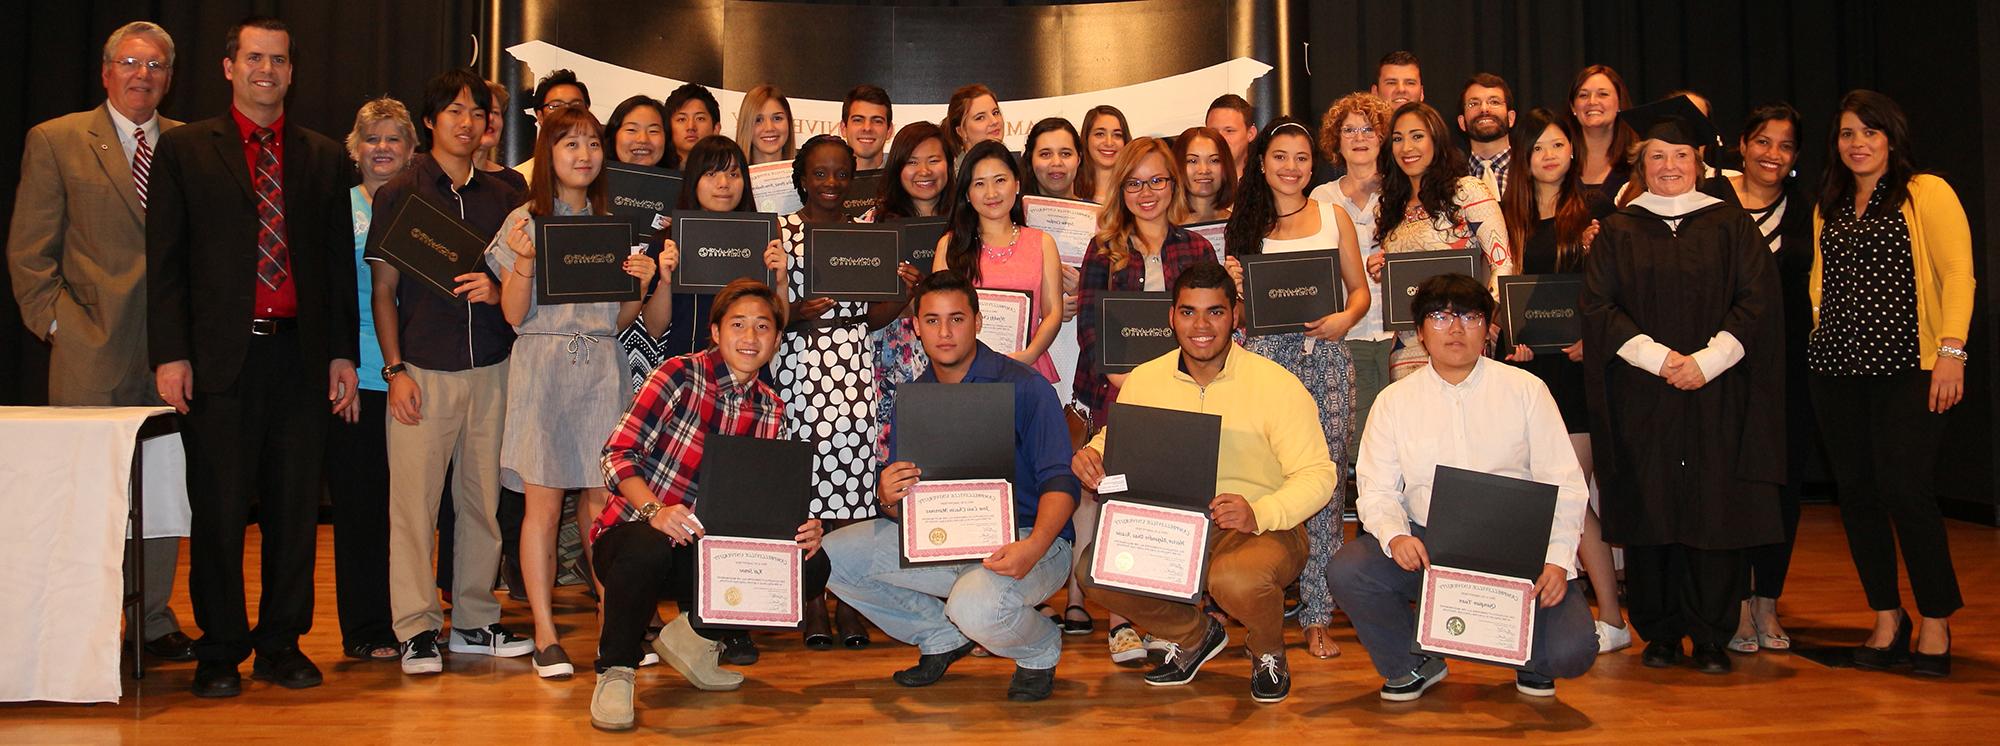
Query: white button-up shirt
104 103 160 168
1355 356 1589 576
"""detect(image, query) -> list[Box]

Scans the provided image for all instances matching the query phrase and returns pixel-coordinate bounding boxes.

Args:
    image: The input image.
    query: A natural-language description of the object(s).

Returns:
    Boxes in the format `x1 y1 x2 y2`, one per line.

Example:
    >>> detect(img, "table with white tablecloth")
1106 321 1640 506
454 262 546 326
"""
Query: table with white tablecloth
0 406 189 703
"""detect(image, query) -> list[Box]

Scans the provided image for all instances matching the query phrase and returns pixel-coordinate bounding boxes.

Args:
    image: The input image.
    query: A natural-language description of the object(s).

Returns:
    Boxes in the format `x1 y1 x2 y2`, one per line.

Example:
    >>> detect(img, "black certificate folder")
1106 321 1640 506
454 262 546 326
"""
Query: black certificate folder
534 216 640 305
605 162 683 239
806 224 905 301
893 383 1013 480
671 211 779 294
1423 465 1557 581
895 217 950 277
1499 274 1584 352
1096 292 1176 374
1241 250 1343 336
695 434 812 540
1103 403 1221 510
373 193 490 301
1382 249 1484 331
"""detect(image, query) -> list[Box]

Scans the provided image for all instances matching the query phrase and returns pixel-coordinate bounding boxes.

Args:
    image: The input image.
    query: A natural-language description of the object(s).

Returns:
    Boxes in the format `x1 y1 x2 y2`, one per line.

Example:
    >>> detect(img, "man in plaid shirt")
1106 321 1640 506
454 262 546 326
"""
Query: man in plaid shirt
586 279 829 731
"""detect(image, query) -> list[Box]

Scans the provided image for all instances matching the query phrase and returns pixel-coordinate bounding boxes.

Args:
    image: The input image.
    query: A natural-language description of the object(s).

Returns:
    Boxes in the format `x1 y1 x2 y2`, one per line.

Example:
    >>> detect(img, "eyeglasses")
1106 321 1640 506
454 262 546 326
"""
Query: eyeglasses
1340 126 1376 139
111 57 168 73
1423 309 1487 329
542 100 584 112
1122 175 1172 193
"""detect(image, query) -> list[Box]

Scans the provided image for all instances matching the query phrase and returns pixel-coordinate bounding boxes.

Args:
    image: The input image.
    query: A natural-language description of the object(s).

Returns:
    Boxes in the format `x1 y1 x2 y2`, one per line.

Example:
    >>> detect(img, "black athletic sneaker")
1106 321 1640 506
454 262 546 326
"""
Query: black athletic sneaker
892 640 978 687
1144 619 1228 686
1378 656 1448 702
401 629 444 675
1515 671 1556 697
1006 665 1055 701
721 632 759 666
1249 652 1290 703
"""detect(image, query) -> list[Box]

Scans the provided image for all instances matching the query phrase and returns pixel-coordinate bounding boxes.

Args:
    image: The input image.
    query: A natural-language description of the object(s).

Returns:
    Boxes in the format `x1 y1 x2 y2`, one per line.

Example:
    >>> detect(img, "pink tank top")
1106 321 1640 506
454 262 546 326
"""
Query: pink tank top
977 225 1060 382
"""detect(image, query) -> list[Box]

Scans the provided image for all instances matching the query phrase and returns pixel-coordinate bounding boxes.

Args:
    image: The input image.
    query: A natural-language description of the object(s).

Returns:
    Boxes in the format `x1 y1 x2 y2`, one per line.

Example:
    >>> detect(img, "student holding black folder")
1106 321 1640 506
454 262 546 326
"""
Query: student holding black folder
1330 274 1595 701
488 106 675 679
590 280 830 729
658 135 787 362
867 122 954 469
823 269 1080 702
1071 264 1338 704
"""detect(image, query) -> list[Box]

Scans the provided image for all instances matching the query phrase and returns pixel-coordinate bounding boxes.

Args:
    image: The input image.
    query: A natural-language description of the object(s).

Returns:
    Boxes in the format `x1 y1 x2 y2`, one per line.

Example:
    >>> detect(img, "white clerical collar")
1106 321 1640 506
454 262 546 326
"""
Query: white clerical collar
1629 190 1723 219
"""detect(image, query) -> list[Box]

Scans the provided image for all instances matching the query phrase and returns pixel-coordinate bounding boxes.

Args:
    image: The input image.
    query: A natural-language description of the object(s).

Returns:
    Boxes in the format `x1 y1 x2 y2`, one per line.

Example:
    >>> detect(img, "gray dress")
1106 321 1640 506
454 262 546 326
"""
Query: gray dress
486 201 634 491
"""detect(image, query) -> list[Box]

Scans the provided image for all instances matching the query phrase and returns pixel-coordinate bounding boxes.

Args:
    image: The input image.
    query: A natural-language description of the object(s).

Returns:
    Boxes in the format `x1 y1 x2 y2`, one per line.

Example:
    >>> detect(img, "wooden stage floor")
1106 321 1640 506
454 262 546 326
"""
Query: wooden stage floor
5 505 1996 743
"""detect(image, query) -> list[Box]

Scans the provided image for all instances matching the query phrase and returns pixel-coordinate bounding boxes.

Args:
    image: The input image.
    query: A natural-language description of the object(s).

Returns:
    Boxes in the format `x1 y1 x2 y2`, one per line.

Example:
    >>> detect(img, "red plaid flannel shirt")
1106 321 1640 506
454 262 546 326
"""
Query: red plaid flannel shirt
593 348 783 546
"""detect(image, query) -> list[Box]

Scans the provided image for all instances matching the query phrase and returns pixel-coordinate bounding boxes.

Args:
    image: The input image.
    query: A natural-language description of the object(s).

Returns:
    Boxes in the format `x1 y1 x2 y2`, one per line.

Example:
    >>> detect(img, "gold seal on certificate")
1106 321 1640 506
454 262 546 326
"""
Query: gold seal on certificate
901 479 1016 563
1088 500 1210 603
695 536 804 628
974 289 1032 355
1415 565 1537 667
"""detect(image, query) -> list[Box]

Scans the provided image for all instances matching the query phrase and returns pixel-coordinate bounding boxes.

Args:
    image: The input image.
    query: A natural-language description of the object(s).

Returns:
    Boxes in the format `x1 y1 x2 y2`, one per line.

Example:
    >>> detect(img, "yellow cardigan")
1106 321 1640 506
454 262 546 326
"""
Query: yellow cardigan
1811 173 1977 370
1086 344 1337 533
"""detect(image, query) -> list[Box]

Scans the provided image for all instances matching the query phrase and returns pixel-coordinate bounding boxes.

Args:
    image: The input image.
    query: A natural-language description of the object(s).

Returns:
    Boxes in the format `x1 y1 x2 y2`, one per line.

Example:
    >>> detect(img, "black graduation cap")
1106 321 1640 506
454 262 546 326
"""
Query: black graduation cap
1616 95 1722 149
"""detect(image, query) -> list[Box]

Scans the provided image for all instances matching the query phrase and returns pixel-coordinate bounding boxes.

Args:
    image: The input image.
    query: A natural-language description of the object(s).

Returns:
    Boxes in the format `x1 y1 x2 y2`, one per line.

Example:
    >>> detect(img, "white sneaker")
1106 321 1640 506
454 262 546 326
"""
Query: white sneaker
400 630 444 675
1596 619 1633 654
449 623 536 657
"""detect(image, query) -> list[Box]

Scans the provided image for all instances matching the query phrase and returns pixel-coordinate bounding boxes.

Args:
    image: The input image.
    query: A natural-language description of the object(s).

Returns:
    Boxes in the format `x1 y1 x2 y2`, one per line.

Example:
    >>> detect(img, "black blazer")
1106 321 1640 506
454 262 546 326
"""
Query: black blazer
146 114 358 392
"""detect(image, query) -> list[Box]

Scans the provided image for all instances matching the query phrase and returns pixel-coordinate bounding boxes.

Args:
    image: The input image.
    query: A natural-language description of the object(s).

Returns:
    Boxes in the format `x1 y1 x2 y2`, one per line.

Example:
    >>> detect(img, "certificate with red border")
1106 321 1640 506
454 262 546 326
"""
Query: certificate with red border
695 536 803 628
974 289 1032 356
1021 194 1101 266
1415 565 1536 667
901 479 1015 563
1087 500 1210 603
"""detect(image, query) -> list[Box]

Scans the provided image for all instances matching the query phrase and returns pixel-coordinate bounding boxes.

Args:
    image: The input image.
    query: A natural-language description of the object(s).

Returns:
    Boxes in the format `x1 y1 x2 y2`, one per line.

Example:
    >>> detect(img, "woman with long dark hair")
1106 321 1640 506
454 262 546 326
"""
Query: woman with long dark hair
1497 108 1628 654
657 136 786 362
1175 126 1235 223
604 95 677 393
934 140 1065 382
1079 105 1130 203
1810 90 1973 676
1569 65 1637 202
1222 117 1370 660
1373 102 1510 380
1021 117 1086 200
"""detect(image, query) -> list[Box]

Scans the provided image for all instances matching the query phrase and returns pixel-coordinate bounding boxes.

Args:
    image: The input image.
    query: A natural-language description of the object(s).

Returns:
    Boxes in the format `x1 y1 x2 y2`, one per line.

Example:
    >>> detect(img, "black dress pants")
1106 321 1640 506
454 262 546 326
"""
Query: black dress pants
181 331 326 663
325 389 394 648
1810 370 1963 618
1625 544 1748 648
591 520 830 671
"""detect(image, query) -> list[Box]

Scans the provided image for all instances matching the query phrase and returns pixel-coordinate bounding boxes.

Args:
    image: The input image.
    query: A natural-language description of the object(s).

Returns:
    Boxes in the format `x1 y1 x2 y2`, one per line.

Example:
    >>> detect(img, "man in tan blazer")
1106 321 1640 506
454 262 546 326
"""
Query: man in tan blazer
7 21 193 661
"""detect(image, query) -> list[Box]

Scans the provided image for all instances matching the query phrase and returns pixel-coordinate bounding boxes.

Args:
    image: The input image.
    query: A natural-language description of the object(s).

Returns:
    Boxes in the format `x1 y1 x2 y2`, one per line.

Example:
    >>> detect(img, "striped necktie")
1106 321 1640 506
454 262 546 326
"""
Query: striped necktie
251 128 290 291
133 127 151 212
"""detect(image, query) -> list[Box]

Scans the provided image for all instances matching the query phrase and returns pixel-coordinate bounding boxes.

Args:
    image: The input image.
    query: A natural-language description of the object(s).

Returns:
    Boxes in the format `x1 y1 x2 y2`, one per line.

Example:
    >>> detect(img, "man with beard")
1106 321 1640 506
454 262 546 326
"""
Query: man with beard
1459 73 1516 199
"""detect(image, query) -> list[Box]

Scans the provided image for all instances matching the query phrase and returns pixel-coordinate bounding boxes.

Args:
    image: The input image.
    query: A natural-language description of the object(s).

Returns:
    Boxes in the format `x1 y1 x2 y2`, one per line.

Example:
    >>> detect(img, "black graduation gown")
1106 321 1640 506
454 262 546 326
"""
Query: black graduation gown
1580 200 1786 549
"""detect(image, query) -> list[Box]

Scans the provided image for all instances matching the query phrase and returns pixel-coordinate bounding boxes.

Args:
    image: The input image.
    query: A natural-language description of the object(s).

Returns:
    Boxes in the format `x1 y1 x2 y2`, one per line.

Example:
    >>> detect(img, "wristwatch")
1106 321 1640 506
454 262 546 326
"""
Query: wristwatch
636 501 664 523
382 362 407 380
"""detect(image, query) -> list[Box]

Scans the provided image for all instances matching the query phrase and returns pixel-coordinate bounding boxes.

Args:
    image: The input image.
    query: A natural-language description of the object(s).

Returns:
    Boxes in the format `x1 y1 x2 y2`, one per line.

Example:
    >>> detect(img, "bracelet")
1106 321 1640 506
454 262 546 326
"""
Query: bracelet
1938 344 1969 363
511 265 534 279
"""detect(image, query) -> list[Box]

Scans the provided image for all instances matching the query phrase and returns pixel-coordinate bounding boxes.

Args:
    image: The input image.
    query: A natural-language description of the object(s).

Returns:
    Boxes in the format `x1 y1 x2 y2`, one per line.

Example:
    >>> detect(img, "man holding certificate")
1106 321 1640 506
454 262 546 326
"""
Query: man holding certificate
1330 274 1595 701
587 280 830 731
1070 264 1339 704
822 270 1079 703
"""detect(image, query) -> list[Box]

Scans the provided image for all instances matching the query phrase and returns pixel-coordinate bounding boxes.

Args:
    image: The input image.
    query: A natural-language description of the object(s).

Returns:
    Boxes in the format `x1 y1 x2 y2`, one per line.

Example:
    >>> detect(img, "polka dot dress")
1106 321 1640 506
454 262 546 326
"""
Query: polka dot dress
772 213 879 518
1809 186 1920 375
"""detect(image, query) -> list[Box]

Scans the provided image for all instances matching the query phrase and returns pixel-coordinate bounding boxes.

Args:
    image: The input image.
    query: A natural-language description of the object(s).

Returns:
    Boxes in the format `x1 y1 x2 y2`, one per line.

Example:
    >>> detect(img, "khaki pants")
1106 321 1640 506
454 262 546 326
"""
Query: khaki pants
387 361 508 641
1076 523 1308 656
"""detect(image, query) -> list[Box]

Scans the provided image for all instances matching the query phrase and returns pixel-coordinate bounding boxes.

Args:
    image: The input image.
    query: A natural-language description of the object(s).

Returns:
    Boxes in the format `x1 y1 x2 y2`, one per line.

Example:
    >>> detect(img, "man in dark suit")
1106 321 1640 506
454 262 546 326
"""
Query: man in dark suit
7 20 194 662
145 16 358 698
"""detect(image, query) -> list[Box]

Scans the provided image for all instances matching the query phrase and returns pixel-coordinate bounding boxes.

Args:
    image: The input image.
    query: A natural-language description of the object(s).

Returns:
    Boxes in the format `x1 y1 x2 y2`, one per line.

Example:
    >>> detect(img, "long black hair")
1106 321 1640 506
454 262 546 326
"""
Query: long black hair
676 135 752 212
1375 101 1468 246
1223 116 1318 257
1500 108 1593 272
942 140 1026 285
1817 90 1916 217
1018 117 1083 199
875 121 953 220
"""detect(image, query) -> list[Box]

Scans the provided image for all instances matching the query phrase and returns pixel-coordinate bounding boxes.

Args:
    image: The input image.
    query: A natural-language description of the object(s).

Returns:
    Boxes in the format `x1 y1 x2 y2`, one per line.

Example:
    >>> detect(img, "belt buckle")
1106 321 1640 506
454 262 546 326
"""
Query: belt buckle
250 319 277 336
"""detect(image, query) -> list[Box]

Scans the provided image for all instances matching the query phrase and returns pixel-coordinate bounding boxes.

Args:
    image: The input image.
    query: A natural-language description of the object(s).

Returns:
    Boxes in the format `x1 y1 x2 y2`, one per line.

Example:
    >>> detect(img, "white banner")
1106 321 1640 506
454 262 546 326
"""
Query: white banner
506 40 1272 152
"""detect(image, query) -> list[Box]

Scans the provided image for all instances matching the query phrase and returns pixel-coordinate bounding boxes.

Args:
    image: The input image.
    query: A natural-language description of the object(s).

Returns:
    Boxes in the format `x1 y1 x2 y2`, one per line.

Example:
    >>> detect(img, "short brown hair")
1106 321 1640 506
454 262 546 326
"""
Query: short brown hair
709 278 786 331
224 16 288 61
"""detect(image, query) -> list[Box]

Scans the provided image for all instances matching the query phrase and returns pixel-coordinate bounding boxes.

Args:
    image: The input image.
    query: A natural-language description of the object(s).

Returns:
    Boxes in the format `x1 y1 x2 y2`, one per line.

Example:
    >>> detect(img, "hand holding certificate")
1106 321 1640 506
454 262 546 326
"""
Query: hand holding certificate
1381 249 1484 331
1412 466 1560 667
1239 249 1344 336
1498 274 1585 352
892 383 1017 565
605 161 683 240
805 224 904 301
671 211 779 294
690 435 813 628
1095 292 1176 373
534 215 641 305
1416 566 1537 667
1088 403 1223 603
1021 195 1101 266
369 193 490 301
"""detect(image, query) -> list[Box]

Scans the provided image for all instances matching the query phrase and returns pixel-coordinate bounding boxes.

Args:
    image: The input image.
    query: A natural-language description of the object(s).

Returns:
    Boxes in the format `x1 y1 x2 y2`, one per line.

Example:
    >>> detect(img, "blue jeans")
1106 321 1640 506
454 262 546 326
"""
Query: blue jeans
823 518 1071 670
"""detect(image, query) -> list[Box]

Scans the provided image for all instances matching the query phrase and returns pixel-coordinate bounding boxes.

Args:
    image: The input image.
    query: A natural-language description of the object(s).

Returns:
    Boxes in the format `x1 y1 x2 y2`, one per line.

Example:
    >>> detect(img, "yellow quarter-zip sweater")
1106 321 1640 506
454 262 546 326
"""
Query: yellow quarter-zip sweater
1087 343 1338 533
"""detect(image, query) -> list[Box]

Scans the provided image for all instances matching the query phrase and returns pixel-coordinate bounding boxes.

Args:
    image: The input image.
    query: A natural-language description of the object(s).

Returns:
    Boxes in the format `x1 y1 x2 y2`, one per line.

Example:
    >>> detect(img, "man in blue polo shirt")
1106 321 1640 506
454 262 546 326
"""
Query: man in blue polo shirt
822 269 1078 702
